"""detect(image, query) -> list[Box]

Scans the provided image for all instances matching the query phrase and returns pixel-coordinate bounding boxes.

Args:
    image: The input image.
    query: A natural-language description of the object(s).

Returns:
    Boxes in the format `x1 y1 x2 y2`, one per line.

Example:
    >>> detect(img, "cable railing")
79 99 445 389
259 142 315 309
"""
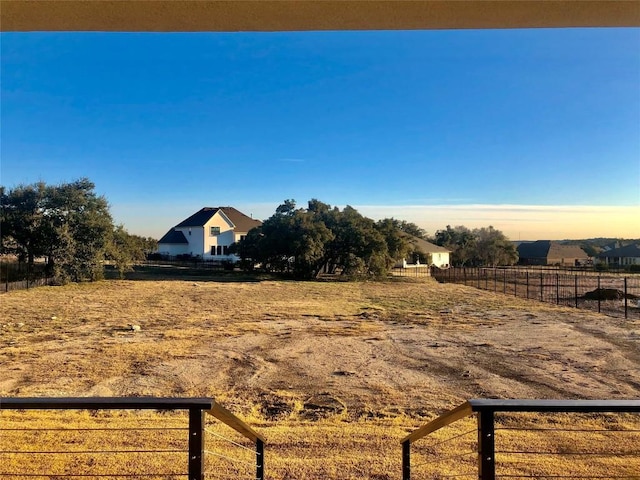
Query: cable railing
0 397 265 480
401 399 640 480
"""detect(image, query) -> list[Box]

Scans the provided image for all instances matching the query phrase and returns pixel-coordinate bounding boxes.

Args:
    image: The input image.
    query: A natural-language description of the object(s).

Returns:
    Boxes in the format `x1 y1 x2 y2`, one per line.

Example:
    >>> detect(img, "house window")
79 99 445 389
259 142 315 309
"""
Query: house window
216 245 223 255
211 246 215 255
240 235 246 241
223 245 229 255
210 226 220 236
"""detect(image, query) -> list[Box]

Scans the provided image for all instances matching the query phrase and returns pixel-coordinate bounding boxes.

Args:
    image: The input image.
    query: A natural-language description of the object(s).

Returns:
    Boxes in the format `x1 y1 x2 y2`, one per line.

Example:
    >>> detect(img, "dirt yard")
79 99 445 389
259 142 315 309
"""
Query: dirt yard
1 276 639 478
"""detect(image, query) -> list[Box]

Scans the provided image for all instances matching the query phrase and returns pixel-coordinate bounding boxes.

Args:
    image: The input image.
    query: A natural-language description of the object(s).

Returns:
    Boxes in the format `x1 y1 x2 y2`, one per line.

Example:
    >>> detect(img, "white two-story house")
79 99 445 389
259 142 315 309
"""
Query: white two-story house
157 207 261 261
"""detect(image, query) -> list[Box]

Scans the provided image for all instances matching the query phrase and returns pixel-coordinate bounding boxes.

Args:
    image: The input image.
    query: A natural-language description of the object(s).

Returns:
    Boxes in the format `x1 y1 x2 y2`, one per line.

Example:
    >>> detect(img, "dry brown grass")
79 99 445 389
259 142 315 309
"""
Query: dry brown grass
1 276 639 478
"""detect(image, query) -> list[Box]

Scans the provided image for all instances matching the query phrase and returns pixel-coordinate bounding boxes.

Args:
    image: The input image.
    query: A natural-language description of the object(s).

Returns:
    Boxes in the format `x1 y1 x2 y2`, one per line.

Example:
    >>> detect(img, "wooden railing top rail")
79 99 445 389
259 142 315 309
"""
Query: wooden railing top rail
401 399 640 444
208 402 265 443
401 401 473 444
0 396 265 443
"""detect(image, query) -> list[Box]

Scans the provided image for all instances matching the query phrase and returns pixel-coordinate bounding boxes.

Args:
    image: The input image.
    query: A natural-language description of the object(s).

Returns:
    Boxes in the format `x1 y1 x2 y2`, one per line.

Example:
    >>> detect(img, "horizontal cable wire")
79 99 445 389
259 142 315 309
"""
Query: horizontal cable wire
497 450 639 456
406 460 477 477
0 474 188 477
496 428 640 433
428 450 477 462
411 450 477 469
496 476 640 479
427 428 477 449
204 450 255 468
431 475 476 479
0 426 187 432
0 449 186 454
204 427 256 453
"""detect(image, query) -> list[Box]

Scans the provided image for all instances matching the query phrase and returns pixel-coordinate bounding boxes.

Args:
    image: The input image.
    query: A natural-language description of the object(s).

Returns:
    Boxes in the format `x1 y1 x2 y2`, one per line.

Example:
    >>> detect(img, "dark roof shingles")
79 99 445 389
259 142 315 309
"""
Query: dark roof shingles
158 229 188 244
174 207 219 227
518 240 588 259
598 244 640 258
218 206 262 232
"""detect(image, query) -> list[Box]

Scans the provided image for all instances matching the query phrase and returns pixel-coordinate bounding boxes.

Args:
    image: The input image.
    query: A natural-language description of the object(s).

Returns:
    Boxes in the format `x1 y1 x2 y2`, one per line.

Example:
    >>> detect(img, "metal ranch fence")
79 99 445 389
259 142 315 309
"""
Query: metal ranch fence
2 276 56 294
0 397 265 480
432 267 640 319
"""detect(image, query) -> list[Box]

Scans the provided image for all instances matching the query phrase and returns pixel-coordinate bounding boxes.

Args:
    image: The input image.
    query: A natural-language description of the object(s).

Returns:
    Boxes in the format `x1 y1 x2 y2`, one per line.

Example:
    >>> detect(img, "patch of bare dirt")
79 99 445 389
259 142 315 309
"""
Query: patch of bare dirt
1 279 638 418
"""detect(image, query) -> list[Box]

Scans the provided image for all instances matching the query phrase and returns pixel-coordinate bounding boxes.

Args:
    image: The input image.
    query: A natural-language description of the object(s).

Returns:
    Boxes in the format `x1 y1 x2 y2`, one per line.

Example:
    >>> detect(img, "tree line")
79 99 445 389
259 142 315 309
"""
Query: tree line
433 225 518 267
1 181 518 284
1 179 156 283
230 199 517 279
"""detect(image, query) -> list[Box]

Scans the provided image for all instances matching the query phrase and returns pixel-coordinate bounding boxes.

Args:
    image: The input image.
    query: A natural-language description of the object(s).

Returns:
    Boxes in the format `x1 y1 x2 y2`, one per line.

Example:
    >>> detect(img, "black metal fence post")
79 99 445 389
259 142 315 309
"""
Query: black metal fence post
540 272 543 302
526 271 529 299
503 270 506 294
556 274 560 305
188 407 204 480
598 275 601 313
402 440 411 480
477 410 495 480
575 275 578 308
624 277 628 319
256 438 265 480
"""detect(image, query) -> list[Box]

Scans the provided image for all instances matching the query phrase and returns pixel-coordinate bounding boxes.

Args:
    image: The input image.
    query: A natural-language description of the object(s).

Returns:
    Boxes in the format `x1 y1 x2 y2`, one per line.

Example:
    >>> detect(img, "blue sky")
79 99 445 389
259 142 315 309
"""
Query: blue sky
1 28 639 239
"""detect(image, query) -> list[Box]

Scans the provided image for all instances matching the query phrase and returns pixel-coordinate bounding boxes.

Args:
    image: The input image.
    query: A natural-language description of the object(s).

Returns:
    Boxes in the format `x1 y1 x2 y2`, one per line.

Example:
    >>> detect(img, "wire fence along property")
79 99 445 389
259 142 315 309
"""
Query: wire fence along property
391 266 432 278
2 276 56 294
401 399 640 480
0 397 265 480
432 267 640 319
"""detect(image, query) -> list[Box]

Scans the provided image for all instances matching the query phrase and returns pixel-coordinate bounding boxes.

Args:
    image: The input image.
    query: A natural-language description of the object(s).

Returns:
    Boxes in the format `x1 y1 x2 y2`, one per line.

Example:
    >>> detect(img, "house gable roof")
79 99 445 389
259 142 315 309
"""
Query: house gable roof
175 207 219 228
597 244 640 258
219 206 262 232
158 229 188 244
173 206 262 232
517 240 551 258
174 207 262 232
518 240 588 259
401 232 450 254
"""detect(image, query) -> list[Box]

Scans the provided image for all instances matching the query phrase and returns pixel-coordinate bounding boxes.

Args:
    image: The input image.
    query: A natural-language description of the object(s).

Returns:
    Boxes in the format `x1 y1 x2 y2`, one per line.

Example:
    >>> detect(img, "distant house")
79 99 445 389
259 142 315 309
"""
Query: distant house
596 244 640 267
517 240 589 266
399 233 451 268
157 207 261 261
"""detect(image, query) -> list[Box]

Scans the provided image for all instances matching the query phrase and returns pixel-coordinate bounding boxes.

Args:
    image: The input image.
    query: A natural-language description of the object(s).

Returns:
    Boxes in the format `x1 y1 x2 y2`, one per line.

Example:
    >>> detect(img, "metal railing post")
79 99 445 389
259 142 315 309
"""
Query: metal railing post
189 407 205 480
402 440 411 480
256 438 264 480
598 275 601 313
575 274 578 308
477 410 495 480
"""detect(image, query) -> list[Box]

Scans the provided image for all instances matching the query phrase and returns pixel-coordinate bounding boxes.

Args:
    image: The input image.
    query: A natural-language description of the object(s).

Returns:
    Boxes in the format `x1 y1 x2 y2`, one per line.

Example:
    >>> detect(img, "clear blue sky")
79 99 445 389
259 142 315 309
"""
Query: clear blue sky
1 28 639 239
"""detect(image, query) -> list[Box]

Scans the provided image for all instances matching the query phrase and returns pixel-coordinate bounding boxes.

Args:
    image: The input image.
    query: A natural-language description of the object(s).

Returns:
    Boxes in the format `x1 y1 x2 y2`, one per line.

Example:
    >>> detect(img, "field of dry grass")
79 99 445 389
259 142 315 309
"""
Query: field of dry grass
1 274 639 478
